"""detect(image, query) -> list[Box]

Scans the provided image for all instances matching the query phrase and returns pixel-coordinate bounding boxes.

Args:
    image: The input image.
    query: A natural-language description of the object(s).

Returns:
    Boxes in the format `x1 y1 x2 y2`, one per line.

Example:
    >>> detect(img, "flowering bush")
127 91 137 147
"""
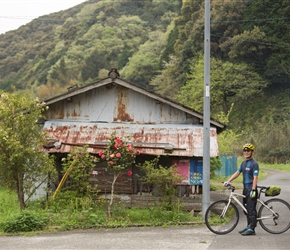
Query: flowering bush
99 132 140 173
98 132 140 217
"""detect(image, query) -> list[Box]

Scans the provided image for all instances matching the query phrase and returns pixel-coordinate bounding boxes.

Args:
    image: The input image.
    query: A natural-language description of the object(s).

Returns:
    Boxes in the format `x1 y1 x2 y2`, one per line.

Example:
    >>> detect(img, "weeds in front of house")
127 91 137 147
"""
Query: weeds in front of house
0 188 202 235
1 210 48 233
0 187 20 224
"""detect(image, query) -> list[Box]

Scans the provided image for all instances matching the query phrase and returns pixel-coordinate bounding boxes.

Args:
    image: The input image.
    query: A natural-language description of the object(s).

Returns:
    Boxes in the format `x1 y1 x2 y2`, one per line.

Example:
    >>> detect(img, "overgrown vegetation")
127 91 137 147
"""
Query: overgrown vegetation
0 187 202 235
54 145 99 199
137 157 184 211
1 210 48 233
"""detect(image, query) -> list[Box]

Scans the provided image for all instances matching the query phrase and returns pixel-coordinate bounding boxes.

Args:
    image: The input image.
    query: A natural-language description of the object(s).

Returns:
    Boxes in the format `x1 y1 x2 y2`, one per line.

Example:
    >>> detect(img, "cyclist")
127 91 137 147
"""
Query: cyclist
224 143 259 236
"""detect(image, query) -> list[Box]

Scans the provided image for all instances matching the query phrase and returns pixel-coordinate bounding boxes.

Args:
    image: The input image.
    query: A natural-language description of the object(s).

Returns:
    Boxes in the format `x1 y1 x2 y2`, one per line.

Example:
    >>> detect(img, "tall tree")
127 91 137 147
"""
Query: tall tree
0 91 55 210
211 0 248 58
242 0 290 85
121 30 168 89
175 56 269 116
172 0 203 86
150 56 182 99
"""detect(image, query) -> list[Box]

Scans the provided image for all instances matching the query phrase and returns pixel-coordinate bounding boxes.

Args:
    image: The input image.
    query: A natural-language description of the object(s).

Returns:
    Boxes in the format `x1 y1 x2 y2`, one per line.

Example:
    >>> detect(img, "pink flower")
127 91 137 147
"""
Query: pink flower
136 150 140 155
101 154 106 159
116 152 121 158
115 138 121 144
110 154 115 158
127 144 132 151
98 151 103 157
109 161 114 165
127 171 132 176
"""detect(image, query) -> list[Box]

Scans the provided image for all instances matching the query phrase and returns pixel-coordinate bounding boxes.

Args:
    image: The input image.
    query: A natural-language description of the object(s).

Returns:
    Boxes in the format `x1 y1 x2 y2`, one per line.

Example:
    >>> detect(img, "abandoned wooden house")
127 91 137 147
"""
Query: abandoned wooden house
41 69 225 203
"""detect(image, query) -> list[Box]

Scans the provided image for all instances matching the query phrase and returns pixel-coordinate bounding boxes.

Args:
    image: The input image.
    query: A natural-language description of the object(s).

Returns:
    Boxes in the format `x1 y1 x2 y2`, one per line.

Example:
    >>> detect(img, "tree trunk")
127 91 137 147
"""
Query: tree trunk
107 172 120 218
16 173 25 211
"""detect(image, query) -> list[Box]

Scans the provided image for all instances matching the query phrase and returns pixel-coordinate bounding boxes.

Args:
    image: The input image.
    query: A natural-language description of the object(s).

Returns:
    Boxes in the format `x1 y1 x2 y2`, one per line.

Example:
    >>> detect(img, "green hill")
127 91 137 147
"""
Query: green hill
1 0 290 163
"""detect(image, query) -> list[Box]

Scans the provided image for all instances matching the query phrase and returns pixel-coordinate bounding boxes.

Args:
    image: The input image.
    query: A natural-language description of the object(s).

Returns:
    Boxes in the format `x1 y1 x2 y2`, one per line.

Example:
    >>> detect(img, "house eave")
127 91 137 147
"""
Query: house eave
42 121 220 157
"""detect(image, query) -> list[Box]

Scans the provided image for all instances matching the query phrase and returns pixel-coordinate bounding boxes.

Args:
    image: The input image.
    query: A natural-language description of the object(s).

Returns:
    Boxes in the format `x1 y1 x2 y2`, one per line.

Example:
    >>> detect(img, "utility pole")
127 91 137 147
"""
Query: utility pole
202 0 211 218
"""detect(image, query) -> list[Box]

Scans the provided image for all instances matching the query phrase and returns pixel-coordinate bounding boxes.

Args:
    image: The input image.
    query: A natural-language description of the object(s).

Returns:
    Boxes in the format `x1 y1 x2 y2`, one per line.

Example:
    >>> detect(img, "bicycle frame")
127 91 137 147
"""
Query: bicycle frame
222 191 247 216
222 191 278 222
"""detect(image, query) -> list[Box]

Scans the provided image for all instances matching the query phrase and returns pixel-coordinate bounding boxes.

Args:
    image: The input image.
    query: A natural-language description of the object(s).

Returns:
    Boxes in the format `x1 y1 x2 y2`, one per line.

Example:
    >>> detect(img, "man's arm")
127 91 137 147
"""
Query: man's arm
228 171 241 182
224 171 241 186
252 175 258 190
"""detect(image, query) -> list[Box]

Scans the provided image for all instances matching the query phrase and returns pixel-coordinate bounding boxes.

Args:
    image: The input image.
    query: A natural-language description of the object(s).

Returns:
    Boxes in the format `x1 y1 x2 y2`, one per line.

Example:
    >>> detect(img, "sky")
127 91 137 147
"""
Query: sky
0 0 87 34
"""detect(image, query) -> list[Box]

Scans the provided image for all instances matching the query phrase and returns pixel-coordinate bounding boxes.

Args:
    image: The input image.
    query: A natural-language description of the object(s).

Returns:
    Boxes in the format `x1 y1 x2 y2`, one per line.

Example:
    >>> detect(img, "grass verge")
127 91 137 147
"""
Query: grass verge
0 189 203 235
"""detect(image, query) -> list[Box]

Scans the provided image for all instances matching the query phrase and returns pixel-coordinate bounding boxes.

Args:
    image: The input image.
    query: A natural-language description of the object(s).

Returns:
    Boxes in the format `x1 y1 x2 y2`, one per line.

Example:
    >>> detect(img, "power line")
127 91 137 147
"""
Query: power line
210 34 289 49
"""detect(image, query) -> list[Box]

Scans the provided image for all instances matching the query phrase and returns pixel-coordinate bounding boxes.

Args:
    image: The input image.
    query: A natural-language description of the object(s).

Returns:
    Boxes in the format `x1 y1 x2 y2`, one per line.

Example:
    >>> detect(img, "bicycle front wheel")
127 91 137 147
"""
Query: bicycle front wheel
205 200 239 235
258 198 290 234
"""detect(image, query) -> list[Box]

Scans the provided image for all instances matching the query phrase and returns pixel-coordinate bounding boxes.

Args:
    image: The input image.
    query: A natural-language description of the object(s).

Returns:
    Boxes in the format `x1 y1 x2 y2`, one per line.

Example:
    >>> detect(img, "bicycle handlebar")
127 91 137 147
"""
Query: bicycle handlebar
222 183 236 191
222 183 270 196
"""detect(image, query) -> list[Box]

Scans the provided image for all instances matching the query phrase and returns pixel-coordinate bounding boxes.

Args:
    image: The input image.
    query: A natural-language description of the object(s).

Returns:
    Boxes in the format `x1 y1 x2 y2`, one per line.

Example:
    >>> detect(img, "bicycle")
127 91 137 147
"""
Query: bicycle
205 184 290 235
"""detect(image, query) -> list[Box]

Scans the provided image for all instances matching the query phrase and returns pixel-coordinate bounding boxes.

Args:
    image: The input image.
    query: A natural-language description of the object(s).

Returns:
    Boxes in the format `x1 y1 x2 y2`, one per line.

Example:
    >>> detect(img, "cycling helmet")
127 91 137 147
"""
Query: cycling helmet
243 143 255 151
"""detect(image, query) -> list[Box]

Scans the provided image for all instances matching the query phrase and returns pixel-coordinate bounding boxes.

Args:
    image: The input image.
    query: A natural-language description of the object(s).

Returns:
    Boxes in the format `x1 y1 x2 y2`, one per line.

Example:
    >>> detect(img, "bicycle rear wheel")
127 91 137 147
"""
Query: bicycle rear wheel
258 198 290 234
205 200 239 235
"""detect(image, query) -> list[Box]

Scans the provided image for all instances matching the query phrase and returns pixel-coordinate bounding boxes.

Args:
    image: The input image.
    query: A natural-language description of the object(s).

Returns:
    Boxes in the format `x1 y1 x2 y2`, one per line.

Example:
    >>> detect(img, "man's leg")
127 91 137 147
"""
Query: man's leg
246 193 257 230
239 189 250 234
241 190 257 236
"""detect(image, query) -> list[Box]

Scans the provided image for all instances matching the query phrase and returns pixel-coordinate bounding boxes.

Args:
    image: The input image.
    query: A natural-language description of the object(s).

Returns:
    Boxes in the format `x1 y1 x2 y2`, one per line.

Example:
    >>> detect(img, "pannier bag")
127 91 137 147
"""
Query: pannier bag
265 186 281 196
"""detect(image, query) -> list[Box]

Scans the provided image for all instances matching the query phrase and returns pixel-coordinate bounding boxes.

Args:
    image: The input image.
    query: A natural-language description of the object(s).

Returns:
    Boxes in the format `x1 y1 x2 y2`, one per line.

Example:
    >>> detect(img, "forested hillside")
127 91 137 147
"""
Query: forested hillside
0 0 290 163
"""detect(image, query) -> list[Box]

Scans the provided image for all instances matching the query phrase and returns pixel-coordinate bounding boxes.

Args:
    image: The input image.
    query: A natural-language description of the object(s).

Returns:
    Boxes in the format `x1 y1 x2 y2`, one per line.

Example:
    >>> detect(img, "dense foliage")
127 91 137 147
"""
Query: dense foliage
1 210 48 233
57 146 99 199
0 92 56 210
137 157 183 210
0 0 290 162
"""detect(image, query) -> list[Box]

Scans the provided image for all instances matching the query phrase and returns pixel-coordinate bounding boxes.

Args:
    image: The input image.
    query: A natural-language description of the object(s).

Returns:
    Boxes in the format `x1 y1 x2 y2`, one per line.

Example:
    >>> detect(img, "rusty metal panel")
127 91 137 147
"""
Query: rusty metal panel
44 77 224 130
45 86 116 122
44 85 200 125
43 121 219 157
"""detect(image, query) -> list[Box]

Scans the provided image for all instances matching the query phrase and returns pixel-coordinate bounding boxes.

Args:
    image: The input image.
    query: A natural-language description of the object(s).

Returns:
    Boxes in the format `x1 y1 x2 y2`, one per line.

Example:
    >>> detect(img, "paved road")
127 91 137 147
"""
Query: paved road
0 169 289 250
0 226 214 250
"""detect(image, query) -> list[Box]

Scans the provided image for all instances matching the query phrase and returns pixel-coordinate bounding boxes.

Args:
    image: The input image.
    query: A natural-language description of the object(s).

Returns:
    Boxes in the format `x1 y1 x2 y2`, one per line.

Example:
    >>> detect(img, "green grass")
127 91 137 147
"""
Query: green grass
0 188 203 235
0 187 20 224
261 162 290 172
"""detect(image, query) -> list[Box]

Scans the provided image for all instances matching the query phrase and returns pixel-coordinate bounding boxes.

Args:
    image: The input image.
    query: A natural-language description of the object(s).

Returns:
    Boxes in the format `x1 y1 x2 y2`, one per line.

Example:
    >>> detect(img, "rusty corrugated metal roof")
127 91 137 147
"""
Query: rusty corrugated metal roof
42 121 219 157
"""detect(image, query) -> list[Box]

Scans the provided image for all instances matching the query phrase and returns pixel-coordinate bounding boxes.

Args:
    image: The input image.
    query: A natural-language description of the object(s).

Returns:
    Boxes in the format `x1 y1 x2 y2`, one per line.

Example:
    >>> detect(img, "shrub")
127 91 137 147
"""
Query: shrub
1 210 48 233
137 157 183 211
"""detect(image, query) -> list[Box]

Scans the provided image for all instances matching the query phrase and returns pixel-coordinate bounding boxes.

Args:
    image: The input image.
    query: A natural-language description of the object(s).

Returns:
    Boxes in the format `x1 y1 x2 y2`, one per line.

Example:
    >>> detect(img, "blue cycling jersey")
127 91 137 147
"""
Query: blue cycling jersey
238 158 259 189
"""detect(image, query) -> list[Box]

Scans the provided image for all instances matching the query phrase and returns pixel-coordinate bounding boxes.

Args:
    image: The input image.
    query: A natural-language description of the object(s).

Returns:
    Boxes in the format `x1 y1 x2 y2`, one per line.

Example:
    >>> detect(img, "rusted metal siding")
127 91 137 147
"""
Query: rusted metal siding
45 85 200 125
43 121 219 157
